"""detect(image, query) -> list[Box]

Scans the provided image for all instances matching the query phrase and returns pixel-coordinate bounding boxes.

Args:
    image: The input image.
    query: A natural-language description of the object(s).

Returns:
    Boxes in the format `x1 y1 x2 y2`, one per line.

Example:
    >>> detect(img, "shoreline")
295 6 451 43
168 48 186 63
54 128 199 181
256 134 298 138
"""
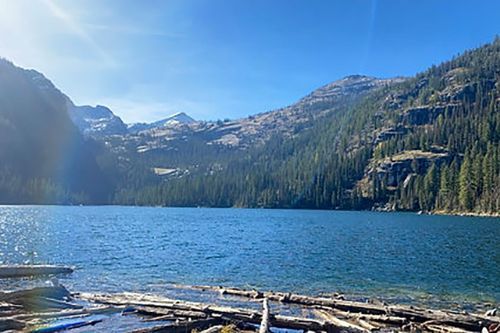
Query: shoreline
0 203 499 218
2 281 498 332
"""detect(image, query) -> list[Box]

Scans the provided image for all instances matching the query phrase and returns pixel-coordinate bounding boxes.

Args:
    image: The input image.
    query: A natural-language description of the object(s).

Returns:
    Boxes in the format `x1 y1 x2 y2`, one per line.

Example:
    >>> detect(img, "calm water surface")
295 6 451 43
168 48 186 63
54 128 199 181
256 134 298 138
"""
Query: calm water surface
0 206 498 306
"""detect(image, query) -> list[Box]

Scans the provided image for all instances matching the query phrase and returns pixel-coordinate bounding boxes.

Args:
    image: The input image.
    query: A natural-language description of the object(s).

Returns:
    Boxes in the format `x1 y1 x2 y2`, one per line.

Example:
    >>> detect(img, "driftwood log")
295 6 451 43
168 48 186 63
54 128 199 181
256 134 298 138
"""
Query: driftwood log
259 298 270 333
0 283 497 333
77 292 337 332
0 265 74 278
130 317 224 333
169 284 499 332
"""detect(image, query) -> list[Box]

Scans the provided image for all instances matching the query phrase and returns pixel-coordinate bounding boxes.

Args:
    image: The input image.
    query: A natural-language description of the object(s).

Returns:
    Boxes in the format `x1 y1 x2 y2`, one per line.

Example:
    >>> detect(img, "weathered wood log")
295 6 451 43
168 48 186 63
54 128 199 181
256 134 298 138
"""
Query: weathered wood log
134 306 208 319
323 307 407 325
0 265 74 278
142 314 186 322
421 322 476 333
77 292 335 332
199 324 224 333
315 309 369 333
130 317 223 333
176 285 389 314
355 318 379 331
175 284 499 331
74 289 499 333
0 301 23 311
259 298 270 333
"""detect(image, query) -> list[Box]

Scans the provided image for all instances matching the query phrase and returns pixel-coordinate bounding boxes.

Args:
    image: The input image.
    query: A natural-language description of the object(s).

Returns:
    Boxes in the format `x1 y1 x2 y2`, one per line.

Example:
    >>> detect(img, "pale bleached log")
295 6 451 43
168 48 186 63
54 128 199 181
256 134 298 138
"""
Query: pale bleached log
78 292 335 332
259 298 270 333
355 318 379 331
176 285 388 314
175 285 499 332
199 325 224 333
134 306 208 319
422 323 476 333
325 307 407 326
0 265 74 278
315 309 369 333
130 317 223 333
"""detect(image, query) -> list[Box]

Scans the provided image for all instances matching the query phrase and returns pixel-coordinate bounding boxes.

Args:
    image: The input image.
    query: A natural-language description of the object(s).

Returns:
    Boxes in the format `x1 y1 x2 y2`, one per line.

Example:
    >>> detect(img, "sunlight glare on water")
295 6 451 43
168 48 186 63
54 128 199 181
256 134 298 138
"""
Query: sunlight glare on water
0 206 498 307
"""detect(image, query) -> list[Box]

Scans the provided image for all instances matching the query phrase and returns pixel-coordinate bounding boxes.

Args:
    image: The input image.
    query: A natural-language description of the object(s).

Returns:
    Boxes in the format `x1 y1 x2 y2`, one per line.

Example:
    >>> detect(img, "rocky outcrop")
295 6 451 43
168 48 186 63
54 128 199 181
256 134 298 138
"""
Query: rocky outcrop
403 103 461 126
358 150 451 196
68 103 128 137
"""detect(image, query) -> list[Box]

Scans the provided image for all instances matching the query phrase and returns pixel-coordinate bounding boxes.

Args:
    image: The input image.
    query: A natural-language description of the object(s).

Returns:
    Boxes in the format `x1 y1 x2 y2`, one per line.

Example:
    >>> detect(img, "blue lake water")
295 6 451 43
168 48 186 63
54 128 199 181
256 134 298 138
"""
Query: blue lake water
0 206 498 307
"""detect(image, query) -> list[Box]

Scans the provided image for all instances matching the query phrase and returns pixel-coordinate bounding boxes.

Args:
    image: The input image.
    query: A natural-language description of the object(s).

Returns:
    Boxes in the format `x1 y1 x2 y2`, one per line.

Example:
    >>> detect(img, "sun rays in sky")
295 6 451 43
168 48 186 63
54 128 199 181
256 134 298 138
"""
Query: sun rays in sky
0 0 499 123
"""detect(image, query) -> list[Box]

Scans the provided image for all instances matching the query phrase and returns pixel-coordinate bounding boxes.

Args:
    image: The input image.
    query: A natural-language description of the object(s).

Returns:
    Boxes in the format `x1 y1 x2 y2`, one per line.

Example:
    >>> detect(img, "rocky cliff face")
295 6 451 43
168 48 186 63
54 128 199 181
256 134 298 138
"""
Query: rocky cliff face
68 103 128 136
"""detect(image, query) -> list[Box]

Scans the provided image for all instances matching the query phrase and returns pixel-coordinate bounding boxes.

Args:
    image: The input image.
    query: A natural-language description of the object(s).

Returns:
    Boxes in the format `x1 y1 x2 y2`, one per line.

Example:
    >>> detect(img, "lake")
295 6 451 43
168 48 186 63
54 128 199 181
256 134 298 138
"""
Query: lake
0 206 498 307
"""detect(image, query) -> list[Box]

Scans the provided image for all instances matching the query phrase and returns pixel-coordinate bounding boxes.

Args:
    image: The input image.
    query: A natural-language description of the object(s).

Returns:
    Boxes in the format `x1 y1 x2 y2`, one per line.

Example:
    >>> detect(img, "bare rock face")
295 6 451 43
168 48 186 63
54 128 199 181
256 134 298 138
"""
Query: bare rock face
357 150 451 198
68 103 128 137
403 104 461 126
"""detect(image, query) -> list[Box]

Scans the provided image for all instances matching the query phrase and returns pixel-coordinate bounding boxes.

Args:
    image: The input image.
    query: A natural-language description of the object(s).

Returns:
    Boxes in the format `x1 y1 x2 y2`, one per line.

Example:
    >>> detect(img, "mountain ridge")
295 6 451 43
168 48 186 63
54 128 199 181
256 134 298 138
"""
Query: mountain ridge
0 37 498 215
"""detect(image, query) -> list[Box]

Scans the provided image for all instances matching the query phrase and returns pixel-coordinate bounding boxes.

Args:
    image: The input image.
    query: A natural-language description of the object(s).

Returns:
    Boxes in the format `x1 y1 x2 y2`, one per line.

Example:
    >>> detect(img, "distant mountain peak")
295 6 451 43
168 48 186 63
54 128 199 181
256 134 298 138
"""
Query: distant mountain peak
127 112 196 134
163 111 195 125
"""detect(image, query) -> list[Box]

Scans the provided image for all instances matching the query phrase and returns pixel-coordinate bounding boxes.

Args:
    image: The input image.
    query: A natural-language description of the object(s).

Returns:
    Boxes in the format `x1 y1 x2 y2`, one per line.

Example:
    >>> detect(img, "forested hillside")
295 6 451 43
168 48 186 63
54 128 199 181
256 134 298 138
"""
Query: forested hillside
0 59 112 204
113 38 500 215
0 38 498 215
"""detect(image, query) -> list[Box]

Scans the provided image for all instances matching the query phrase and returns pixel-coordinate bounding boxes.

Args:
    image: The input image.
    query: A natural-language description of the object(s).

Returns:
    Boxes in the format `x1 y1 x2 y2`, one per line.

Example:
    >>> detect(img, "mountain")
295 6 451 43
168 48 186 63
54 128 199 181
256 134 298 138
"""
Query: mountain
0 59 111 204
68 102 128 137
128 112 195 134
0 37 498 214
193 75 400 147
112 38 500 215
115 75 398 155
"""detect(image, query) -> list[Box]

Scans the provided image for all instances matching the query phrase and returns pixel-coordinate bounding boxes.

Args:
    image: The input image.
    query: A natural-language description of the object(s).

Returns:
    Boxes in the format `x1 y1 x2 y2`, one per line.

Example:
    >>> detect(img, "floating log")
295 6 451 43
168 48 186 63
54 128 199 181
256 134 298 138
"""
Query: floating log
0 265 74 278
259 298 270 333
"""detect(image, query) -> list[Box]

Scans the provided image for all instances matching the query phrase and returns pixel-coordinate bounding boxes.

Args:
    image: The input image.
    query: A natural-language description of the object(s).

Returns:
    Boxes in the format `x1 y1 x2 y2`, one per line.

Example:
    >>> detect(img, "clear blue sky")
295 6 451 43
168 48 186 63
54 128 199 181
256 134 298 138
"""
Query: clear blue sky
0 0 499 123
